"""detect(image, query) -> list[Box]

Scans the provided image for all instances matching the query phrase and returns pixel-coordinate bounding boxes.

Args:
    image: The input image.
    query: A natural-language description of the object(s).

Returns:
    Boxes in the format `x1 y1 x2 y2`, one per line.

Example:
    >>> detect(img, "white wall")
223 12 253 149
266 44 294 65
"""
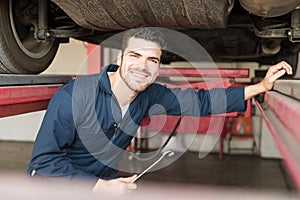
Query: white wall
0 111 45 141
42 39 88 75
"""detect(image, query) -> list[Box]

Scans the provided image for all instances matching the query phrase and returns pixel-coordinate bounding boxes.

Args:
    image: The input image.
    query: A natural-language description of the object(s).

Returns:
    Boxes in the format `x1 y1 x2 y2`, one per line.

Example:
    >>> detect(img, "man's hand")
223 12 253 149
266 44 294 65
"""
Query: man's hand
244 61 293 100
92 175 137 196
260 61 293 91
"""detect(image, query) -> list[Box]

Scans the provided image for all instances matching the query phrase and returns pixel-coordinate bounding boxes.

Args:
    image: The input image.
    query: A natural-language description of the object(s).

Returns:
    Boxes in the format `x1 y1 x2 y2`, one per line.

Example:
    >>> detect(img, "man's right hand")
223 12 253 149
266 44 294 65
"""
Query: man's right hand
92 175 137 196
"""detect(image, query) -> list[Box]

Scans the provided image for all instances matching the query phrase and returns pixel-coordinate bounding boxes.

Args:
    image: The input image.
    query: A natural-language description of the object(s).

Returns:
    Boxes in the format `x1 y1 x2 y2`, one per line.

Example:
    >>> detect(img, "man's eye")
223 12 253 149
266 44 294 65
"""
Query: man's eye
130 54 138 58
149 59 158 64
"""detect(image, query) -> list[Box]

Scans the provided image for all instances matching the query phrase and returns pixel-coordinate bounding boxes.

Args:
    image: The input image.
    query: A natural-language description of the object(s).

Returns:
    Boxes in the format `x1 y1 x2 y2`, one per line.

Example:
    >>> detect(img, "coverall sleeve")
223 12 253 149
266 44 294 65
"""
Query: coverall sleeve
149 85 247 116
27 88 98 185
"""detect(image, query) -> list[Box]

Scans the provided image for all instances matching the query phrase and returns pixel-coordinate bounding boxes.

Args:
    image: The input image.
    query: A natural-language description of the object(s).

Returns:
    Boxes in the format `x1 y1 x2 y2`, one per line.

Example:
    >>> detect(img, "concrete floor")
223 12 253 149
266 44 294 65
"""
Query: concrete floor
0 141 297 196
124 152 296 193
0 141 33 174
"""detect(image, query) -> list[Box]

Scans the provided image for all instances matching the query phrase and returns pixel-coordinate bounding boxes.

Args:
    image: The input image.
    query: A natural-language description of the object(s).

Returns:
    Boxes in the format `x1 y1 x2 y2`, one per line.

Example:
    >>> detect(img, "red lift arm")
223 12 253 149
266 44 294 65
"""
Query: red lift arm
0 75 73 118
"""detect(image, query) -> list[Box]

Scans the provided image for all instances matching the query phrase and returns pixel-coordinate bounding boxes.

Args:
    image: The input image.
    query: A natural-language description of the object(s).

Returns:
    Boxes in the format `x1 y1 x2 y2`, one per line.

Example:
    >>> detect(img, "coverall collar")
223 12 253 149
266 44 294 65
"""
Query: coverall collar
98 64 119 95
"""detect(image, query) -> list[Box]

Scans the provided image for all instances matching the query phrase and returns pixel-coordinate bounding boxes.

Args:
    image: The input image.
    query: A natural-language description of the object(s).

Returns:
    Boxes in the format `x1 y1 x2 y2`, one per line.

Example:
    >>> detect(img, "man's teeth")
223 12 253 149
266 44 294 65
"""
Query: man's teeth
132 71 148 78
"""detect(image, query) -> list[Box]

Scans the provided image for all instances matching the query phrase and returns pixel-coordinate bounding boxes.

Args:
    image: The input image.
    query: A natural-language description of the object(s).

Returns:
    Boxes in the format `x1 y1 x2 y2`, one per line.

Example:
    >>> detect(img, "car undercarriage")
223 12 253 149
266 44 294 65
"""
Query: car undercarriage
0 0 300 75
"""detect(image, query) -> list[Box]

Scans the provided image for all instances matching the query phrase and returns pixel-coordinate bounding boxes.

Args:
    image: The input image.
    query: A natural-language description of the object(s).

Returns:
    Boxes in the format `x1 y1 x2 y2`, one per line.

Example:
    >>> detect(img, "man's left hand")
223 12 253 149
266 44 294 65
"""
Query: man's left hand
261 61 293 91
244 61 293 100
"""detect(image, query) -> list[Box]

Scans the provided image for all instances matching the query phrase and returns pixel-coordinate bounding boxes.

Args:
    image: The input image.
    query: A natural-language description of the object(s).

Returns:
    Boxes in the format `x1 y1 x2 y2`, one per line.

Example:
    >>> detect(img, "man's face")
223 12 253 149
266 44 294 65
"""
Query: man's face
118 37 162 92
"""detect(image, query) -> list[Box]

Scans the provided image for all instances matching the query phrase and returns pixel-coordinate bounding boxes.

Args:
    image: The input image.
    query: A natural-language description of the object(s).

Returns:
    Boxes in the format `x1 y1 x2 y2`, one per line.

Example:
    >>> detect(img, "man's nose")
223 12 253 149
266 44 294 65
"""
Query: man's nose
137 57 149 68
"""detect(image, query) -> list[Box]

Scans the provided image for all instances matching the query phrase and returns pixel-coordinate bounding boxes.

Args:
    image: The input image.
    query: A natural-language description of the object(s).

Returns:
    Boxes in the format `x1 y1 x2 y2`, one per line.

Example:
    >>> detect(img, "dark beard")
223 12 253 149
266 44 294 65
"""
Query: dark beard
119 69 148 92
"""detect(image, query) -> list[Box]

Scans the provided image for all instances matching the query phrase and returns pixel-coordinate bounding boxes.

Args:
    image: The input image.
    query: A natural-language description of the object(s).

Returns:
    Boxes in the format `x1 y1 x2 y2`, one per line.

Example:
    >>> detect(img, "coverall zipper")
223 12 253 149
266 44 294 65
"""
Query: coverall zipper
113 123 119 139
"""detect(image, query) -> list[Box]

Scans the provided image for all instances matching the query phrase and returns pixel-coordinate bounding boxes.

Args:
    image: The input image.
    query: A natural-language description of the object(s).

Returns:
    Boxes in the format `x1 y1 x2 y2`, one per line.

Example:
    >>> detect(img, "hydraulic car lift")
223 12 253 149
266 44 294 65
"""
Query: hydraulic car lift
0 68 249 118
0 69 299 192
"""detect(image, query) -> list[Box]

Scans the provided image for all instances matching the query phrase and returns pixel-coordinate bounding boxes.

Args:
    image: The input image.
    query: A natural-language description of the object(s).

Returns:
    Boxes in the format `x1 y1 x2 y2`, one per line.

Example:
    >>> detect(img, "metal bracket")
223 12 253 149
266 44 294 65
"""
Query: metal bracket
254 8 300 42
289 7 300 42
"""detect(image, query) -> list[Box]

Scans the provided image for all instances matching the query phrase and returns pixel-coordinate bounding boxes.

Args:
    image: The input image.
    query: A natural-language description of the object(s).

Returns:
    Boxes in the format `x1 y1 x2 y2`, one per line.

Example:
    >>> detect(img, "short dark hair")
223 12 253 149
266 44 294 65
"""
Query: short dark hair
121 27 167 53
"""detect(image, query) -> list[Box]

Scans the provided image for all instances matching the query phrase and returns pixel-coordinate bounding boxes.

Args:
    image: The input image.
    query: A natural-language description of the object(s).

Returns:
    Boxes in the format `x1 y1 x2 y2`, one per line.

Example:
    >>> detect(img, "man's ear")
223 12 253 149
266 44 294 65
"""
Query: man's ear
116 50 122 66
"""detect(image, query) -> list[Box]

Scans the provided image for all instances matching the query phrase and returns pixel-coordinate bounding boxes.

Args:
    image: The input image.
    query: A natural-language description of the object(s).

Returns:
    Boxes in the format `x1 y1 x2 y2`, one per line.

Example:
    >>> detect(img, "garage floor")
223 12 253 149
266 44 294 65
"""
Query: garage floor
0 141 296 196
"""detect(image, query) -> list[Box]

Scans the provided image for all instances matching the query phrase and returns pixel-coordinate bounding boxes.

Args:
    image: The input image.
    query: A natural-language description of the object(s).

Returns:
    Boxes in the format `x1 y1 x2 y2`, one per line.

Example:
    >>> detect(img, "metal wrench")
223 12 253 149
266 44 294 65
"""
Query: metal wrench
131 150 175 183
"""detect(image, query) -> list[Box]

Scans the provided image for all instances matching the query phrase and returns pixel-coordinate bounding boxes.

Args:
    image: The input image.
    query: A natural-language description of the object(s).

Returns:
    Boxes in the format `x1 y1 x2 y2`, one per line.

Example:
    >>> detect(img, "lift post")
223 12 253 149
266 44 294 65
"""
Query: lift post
255 80 300 192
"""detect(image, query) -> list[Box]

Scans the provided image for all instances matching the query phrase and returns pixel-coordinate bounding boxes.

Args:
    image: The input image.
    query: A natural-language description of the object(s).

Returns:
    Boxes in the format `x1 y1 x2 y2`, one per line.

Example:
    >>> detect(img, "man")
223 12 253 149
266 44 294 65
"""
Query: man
27 27 292 195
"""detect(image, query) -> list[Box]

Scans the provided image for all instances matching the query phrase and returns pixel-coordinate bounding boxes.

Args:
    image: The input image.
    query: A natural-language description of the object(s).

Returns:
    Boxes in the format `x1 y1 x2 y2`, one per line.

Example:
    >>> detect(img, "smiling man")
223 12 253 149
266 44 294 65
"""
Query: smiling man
27 27 292 195
109 36 162 106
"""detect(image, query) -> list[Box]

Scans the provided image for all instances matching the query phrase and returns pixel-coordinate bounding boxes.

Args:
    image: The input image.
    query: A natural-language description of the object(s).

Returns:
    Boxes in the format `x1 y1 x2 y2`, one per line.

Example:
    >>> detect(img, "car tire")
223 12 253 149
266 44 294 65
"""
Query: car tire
0 0 59 74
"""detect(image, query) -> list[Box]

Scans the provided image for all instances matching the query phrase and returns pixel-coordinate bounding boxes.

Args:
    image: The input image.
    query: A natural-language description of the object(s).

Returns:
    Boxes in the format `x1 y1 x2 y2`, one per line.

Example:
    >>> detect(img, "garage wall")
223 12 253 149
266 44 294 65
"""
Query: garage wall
42 39 88 75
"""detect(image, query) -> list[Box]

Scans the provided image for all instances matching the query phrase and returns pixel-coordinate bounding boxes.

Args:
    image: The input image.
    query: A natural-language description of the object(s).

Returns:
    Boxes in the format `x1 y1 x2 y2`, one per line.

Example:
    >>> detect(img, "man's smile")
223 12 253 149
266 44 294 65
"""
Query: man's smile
130 70 150 79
